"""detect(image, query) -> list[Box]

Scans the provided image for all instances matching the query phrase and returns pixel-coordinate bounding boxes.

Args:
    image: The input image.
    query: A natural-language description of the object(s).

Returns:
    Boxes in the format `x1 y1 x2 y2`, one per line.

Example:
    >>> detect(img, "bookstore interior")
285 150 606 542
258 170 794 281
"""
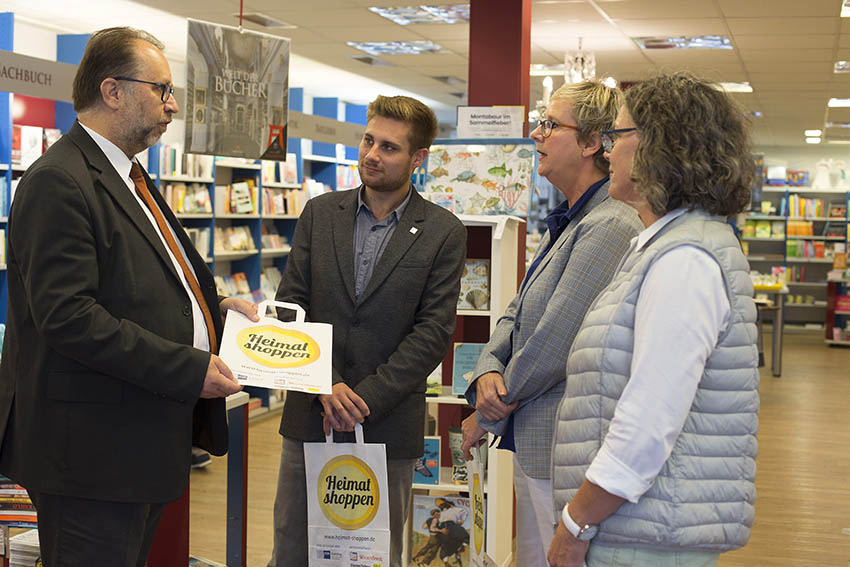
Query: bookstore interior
2 1 850 566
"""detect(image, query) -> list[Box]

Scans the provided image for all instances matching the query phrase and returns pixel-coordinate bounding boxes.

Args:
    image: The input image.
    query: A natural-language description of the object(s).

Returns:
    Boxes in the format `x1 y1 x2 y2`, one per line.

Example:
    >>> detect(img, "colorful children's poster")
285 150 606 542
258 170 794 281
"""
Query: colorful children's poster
423 140 535 216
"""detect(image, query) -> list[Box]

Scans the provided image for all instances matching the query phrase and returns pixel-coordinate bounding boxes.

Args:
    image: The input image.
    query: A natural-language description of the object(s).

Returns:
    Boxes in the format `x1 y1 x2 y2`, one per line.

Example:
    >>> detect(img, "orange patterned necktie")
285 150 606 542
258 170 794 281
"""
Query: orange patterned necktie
129 161 218 354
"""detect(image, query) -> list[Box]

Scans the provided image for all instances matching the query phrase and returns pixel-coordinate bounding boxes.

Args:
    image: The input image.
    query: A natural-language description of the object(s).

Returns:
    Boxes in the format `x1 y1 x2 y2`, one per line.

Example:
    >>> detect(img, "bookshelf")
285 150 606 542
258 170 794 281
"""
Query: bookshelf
745 185 850 327
407 215 525 567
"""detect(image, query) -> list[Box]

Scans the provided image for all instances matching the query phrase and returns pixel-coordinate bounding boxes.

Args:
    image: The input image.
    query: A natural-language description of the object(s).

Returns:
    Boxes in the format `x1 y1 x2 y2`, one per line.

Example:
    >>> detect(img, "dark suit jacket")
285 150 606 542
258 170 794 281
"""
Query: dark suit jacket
277 187 466 459
0 122 227 503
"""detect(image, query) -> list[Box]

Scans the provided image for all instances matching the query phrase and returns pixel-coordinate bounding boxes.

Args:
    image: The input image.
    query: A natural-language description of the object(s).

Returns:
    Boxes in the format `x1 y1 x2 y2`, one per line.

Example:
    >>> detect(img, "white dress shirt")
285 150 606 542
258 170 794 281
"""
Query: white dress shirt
78 123 211 352
584 208 731 503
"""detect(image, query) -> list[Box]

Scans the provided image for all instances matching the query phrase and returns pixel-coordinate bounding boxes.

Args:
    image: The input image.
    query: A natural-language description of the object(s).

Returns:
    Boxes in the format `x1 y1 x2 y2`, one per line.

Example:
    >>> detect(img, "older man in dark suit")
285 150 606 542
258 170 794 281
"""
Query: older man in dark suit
269 95 466 567
0 27 255 567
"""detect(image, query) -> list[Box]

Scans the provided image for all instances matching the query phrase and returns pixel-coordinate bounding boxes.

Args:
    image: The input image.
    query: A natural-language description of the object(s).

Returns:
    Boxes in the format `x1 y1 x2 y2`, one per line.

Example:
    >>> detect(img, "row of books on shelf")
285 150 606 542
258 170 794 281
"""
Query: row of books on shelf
786 239 839 260
337 164 361 190
186 227 211 258
414 430 489 487
180 226 288 259
261 154 298 185
213 266 282 301
743 220 785 239
0 475 35 529
262 186 308 216
743 218 847 239
0 229 6 265
160 180 309 217
779 195 845 218
260 224 288 249
158 144 215 179
214 226 256 252
10 124 61 168
426 343 486 397
215 181 260 215
162 182 212 214
0 177 7 216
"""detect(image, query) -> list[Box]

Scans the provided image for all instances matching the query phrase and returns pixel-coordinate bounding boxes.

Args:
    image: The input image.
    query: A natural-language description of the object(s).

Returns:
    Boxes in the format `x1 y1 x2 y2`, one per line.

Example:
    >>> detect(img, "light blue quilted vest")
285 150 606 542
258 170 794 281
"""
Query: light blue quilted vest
551 210 759 551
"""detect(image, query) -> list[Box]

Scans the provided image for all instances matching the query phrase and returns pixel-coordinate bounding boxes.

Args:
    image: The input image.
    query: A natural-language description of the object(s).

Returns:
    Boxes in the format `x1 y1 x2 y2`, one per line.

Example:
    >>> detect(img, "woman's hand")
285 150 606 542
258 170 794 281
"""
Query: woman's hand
547 520 590 567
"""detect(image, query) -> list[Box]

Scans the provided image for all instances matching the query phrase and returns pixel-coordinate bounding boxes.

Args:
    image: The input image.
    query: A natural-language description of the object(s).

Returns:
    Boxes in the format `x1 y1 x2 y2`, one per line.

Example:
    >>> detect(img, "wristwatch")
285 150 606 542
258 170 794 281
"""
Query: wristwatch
562 505 599 542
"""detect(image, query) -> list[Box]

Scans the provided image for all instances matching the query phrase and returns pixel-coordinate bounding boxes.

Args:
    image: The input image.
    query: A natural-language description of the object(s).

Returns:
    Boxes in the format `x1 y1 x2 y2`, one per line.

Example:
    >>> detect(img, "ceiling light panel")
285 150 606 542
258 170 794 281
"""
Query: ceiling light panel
369 4 470 25
347 41 445 56
633 35 733 50
717 82 753 93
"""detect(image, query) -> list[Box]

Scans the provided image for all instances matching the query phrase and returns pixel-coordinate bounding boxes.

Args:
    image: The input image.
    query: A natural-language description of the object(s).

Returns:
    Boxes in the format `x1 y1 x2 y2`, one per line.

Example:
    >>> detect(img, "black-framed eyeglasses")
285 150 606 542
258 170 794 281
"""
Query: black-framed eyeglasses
114 77 174 103
538 118 580 138
601 128 638 153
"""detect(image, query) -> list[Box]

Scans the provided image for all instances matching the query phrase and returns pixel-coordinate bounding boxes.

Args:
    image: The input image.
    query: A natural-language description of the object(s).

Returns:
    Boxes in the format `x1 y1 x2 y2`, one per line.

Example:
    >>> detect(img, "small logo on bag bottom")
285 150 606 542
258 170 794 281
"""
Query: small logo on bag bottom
317 455 381 530
236 325 321 368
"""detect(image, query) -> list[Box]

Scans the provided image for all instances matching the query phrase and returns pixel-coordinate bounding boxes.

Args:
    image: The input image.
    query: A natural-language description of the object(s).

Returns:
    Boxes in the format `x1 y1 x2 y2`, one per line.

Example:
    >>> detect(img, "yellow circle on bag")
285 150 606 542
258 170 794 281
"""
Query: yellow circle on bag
236 325 320 368
471 472 485 555
317 455 381 530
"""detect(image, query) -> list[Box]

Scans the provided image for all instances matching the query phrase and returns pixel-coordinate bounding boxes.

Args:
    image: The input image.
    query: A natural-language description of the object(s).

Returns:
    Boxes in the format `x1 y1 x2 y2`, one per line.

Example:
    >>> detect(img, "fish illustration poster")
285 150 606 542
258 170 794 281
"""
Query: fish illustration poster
422 141 535 216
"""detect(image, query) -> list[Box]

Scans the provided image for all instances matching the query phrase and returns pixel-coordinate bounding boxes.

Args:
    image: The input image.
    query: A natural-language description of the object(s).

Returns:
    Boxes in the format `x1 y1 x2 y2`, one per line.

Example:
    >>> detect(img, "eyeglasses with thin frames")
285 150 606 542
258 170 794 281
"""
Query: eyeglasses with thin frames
600 128 638 153
537 118 580 138
114 77 175 103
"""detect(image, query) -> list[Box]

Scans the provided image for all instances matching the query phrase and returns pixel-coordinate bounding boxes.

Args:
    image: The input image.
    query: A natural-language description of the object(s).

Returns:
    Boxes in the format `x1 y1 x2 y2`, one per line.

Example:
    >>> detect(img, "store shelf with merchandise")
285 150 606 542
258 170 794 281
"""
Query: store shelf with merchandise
406 215 525 567
295 93 366 194
745 183 849 328
825 275 850 345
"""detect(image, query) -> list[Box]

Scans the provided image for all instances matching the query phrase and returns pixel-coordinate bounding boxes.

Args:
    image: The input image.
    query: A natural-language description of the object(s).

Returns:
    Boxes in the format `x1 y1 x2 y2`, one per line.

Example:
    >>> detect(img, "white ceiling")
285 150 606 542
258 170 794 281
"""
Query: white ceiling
8 0 850 147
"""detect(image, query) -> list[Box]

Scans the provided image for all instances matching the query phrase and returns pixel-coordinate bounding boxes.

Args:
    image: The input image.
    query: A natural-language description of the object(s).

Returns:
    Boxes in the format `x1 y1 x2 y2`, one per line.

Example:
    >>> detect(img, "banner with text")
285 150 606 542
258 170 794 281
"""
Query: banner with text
185 19 290 160
457 106 524 138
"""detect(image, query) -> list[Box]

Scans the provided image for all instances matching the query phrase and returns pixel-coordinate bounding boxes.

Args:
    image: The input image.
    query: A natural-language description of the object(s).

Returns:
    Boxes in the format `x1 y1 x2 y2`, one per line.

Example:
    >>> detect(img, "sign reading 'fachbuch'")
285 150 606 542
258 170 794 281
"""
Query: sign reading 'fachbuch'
185 19 290 160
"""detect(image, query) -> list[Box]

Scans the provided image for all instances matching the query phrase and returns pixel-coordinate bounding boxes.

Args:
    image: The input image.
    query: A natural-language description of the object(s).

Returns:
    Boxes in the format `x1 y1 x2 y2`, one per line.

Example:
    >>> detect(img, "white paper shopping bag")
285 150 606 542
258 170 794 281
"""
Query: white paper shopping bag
304 424 391 567
467 444 497 567
219 300 332 394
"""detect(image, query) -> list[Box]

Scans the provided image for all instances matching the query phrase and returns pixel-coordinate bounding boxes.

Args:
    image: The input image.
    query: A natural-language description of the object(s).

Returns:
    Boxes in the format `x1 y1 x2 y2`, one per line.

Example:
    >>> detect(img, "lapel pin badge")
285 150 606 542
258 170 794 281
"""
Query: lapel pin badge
410 227 418 235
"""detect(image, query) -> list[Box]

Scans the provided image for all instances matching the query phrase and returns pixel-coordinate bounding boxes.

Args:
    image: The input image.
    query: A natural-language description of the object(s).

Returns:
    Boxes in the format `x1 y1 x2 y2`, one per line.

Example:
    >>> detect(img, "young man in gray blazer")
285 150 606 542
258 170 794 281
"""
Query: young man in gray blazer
461 80 643 567
268 95 466 567
0 28 254 566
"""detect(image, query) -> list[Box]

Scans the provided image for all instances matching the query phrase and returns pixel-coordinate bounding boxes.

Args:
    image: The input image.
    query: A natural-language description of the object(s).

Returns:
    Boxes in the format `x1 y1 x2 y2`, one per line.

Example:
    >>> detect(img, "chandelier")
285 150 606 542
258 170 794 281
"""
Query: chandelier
564 38 596 84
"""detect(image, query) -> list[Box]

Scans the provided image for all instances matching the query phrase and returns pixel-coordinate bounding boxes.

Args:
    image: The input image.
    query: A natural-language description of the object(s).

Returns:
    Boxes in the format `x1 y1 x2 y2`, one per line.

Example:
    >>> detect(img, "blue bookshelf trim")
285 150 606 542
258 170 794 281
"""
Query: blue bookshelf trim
311 97 337 158
289 87 303 183
55 33 89 133
0 13 12 325
344 103 367 161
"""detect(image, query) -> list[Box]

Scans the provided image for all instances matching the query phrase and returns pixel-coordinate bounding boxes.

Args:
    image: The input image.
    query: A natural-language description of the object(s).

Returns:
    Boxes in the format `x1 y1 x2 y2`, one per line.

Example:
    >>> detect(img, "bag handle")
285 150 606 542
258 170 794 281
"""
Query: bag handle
324 422 365 444
256 300 305 323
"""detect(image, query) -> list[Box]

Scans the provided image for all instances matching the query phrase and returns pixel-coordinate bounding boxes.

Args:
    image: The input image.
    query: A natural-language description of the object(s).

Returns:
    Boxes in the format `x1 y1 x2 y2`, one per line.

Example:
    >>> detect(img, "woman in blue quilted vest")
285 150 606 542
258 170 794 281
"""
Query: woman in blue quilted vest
547 71 759 567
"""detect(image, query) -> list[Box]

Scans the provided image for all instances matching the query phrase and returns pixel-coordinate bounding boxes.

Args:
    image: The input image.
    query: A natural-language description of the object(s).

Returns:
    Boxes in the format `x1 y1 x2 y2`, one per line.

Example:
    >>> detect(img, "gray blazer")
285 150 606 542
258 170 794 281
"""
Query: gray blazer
276 187 466 459
466 183 642 479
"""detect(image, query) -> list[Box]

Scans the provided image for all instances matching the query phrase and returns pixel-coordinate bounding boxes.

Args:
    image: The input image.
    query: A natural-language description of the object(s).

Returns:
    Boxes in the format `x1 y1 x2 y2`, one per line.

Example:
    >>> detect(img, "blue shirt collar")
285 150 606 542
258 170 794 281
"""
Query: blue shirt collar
356 184 412 222
545 176 608 239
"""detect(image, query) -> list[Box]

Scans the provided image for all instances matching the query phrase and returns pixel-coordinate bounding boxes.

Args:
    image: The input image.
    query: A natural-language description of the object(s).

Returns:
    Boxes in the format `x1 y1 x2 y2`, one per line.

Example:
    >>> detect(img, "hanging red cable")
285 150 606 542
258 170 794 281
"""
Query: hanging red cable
239 0 244 28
